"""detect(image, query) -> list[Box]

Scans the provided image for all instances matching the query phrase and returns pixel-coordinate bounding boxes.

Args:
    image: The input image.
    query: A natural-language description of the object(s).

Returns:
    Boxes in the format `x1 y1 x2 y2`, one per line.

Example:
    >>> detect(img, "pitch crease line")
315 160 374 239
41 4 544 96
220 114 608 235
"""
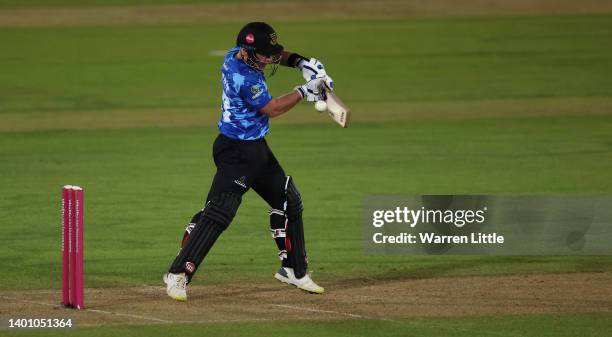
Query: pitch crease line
0 296 57 307
85 309 172 323
271 304 388 320
1 295 172 324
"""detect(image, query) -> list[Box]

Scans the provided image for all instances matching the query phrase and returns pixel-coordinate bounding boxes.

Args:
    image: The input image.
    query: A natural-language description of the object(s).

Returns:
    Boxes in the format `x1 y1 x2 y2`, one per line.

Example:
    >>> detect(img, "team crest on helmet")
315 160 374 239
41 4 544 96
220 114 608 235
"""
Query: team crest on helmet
269 32 277 46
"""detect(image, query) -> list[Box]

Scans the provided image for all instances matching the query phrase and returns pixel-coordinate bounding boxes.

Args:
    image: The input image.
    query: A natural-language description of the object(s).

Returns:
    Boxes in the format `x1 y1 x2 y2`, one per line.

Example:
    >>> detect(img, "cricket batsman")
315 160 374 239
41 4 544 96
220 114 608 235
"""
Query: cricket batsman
163 22 332 301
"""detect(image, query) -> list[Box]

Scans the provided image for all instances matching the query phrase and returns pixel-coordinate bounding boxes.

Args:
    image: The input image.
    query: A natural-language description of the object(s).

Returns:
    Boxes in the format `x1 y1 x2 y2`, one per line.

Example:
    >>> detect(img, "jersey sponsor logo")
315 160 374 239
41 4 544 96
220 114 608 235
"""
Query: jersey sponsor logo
246 33 255 44
250 84 264 99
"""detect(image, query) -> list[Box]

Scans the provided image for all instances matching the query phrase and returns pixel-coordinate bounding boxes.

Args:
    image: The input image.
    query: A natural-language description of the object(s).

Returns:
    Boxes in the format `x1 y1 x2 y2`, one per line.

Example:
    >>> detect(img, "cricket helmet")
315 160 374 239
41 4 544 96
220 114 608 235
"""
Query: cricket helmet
236 22 284 57
236 22 283 75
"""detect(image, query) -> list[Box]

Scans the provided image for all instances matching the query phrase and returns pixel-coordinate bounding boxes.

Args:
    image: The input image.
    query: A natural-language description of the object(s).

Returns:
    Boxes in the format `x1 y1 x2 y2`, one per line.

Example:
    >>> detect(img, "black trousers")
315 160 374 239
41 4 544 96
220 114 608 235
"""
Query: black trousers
207 133 286 208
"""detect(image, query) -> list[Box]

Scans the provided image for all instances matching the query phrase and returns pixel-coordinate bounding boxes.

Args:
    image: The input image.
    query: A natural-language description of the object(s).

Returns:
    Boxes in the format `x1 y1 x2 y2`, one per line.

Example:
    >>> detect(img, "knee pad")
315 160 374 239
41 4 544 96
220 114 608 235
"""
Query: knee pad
202 192 242 231
284 176 303 218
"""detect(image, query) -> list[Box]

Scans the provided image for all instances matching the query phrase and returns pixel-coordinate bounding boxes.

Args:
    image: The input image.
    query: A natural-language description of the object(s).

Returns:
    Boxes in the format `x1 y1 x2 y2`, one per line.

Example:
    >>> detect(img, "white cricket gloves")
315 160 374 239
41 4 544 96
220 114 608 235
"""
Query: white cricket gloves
295 58 334 102
296 78 326 102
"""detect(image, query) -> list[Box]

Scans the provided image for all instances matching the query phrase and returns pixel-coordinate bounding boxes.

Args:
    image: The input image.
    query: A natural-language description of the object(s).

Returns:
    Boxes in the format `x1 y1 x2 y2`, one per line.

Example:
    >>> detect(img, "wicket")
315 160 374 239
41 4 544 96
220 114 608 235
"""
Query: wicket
62 185 84 310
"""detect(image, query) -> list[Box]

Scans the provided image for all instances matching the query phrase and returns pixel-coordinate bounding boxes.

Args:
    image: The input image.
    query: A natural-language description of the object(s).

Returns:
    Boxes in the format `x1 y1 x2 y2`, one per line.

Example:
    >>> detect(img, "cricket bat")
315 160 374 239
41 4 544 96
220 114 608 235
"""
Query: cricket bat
323 86 350 128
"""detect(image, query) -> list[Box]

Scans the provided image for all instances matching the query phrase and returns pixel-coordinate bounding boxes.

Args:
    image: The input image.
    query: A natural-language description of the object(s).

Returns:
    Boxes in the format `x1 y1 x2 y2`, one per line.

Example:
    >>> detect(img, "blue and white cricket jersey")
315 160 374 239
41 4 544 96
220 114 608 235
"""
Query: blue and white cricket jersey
218 47 273 140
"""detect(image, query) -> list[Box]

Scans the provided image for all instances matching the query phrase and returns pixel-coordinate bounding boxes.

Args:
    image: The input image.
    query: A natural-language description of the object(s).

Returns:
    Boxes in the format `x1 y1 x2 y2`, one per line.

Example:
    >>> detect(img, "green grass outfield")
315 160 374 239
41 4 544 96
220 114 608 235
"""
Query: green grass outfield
6 314 612 337
1 5 612 336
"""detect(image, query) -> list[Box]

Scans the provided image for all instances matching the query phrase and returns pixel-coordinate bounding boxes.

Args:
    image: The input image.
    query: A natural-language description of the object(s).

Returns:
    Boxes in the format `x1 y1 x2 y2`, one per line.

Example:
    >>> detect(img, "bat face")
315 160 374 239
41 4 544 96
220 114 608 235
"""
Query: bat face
324 88 350 128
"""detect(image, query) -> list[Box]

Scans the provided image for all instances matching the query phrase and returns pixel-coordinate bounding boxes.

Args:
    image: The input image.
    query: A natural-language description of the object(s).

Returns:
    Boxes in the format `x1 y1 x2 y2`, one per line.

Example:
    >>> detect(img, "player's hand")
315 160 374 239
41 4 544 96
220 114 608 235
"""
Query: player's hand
295 78 325 102
298 58 334 91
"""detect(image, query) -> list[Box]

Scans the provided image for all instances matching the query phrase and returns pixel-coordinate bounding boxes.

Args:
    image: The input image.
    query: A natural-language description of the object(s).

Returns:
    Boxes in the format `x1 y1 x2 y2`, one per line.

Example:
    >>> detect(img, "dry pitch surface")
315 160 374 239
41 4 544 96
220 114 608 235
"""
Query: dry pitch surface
3 272 612 326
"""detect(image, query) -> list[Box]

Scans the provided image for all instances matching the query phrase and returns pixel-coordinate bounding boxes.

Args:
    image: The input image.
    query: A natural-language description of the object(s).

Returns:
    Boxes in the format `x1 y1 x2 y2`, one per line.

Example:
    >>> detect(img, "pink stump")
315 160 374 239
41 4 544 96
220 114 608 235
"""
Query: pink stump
74 187 84 310
68 188 76 307
61 185 84 310
61 186 71 306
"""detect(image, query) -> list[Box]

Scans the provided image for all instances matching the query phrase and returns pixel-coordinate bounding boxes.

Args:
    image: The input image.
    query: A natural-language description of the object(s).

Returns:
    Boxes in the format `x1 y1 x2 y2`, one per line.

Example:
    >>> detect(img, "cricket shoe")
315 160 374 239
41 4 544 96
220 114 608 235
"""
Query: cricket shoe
163 272 187 301
274 267 325 294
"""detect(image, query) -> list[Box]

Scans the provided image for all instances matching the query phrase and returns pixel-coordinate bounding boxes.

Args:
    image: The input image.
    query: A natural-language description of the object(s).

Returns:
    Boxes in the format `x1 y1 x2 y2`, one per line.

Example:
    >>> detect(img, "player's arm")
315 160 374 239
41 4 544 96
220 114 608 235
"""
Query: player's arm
260 78 326 118
259 91 302 118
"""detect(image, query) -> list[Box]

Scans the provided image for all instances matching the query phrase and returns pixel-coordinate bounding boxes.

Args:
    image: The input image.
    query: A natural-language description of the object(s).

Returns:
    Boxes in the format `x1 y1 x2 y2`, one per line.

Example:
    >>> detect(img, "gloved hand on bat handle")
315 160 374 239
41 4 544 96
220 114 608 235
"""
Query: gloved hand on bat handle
298 58 334 91
295 77 326 102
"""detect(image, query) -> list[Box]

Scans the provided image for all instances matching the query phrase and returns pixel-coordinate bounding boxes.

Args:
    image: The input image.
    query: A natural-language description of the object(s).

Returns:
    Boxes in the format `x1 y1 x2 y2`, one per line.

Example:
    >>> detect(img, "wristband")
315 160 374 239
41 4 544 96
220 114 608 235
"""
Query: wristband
287 53 309 68
295 86 306 98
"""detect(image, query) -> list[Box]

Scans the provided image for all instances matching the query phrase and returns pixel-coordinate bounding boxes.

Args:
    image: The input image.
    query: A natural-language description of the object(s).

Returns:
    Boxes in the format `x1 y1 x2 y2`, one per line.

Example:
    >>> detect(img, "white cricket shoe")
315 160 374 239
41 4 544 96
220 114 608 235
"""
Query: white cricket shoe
274 267 325 294
163 272 187 301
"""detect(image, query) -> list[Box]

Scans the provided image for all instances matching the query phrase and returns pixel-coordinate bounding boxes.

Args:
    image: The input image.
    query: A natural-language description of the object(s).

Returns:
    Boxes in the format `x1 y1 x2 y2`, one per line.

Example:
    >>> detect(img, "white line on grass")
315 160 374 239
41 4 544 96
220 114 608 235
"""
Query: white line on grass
1 295 172 324
0 296 57 307
271 304 392 321
85 309 172 323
